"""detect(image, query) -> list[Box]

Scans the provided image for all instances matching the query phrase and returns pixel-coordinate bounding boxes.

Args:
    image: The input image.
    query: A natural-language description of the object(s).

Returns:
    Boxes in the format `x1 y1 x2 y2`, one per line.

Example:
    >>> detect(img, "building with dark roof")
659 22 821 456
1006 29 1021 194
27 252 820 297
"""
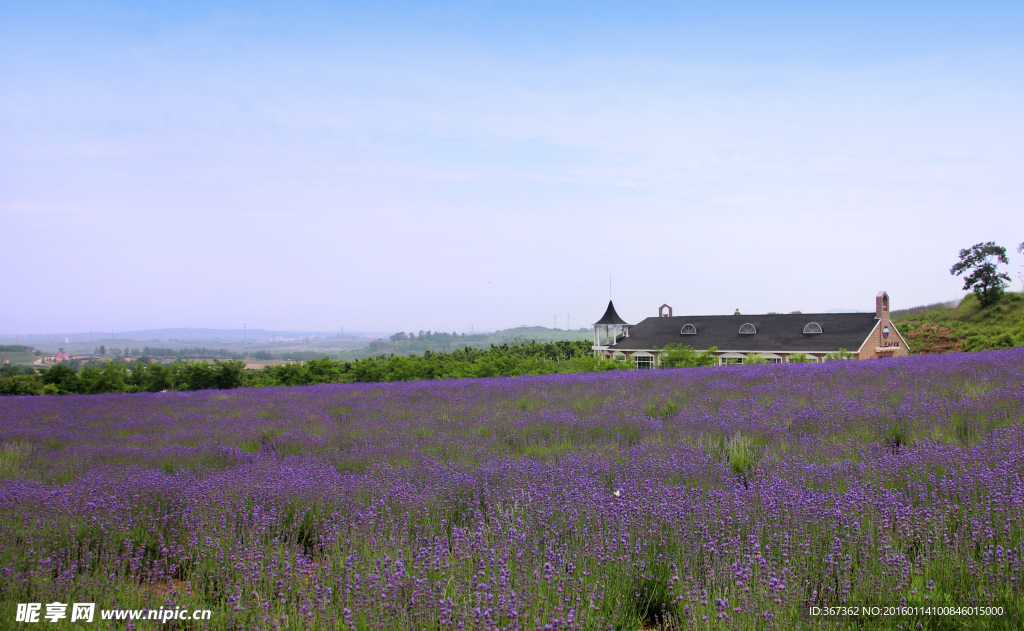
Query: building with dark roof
592 291 909 367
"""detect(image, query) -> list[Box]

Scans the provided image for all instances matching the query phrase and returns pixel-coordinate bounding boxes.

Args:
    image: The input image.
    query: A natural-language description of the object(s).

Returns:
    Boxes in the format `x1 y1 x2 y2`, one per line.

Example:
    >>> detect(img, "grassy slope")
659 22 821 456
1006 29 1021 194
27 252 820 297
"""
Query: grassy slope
0 350 38 367
894 291 1024 354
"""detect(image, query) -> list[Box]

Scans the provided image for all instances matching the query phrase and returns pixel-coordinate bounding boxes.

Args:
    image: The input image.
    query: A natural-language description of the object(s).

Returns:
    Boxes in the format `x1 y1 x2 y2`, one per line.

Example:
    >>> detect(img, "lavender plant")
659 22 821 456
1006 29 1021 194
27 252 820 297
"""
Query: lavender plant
1 349 1023 629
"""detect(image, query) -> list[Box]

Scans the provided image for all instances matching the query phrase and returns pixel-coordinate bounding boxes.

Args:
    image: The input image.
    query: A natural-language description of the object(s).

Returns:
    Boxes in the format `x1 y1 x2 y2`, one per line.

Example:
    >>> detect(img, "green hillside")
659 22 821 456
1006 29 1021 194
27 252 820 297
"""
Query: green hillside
894 292 1024 354
0 345 39 367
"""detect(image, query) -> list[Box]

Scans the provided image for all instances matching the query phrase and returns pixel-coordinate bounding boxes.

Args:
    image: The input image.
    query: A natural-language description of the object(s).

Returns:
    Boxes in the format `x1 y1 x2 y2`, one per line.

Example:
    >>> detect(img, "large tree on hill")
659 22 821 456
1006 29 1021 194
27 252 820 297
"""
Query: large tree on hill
950 241 1010 307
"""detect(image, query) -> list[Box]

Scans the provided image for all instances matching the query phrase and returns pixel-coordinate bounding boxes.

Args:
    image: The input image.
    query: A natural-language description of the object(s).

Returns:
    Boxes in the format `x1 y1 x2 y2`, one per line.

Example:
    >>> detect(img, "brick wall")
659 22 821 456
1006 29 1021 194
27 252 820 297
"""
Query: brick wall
856 319 910 359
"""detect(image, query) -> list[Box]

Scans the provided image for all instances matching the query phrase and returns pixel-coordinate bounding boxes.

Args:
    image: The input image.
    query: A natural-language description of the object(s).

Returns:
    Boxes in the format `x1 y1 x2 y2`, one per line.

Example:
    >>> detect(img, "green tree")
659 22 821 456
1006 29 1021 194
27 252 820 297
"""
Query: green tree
164 359 247 391
248 362 313 387
0 375 42 396
744 353 768 365
950 242 1011 307
0 365 36 377
145 363 171 391
658 344 718 368
173 361 216 391
211 360 246 389
787 353 811 363
79 362 128 394
127 360 172 392
40 365 81 394
302 357 350 384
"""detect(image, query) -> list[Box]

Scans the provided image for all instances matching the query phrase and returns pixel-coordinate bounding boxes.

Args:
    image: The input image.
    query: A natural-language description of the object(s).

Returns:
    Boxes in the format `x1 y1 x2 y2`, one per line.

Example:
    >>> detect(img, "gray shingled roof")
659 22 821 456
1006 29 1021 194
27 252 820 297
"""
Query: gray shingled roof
593 301 630 325
608 312 879 353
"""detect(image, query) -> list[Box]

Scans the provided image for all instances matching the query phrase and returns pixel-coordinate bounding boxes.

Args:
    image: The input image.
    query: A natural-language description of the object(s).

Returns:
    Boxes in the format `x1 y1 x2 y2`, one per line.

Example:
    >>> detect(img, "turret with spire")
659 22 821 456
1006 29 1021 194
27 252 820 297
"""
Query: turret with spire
593 300 631 347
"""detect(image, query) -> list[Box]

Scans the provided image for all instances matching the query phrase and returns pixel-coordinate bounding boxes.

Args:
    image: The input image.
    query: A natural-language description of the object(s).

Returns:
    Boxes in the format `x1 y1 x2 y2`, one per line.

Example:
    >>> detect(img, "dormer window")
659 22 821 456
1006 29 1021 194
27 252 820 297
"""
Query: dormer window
803 322 823 334
739 323 756 335
680 324 697 335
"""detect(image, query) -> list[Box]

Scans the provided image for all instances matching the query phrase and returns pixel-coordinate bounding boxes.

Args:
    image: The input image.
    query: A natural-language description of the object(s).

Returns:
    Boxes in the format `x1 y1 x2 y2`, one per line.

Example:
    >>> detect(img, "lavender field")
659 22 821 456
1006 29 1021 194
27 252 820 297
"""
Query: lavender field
2 350 1023 630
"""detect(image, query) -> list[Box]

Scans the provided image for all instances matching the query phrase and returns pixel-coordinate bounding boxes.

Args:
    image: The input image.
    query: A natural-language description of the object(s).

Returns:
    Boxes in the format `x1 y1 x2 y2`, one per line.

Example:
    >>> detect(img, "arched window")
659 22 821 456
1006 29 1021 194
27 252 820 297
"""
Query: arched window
803 322 822 334
739 323 756 335
680 324 697 335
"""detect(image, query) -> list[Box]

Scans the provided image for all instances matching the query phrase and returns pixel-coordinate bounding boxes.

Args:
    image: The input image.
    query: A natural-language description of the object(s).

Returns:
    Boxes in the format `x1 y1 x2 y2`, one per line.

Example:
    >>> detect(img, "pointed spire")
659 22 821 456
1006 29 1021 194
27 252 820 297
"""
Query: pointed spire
593 300 629 325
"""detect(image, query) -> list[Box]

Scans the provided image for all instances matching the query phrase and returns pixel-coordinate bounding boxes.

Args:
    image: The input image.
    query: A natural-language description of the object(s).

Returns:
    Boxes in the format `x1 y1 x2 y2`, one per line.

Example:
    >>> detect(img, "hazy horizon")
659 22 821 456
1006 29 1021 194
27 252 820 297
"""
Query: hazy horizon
3 2 1021 334
0 324 587 342
0 303 942 340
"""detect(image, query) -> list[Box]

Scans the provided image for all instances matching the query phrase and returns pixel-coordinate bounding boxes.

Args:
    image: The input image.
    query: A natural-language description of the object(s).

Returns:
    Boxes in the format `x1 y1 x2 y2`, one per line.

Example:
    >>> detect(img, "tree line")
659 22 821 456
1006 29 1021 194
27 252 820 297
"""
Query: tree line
0 360 247 396
1 340 721 396
92 346 247 359
247 340 620 386
0 338 867 397
86 346 332 362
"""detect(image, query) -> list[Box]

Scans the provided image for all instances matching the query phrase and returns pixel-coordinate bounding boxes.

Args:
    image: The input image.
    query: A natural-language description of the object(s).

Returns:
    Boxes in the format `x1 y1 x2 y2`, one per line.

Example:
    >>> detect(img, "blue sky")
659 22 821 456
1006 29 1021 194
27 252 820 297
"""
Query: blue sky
2 1 1022 334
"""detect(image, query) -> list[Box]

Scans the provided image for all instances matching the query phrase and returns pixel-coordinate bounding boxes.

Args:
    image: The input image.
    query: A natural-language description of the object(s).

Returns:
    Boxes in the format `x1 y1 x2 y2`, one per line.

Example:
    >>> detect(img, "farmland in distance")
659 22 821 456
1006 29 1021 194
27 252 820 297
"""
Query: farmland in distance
1 349 1023 629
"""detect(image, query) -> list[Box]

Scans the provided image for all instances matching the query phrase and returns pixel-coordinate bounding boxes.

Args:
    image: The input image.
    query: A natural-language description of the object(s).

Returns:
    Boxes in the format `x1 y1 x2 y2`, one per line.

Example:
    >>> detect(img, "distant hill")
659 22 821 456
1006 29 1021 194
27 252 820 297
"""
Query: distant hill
893 292 1024 354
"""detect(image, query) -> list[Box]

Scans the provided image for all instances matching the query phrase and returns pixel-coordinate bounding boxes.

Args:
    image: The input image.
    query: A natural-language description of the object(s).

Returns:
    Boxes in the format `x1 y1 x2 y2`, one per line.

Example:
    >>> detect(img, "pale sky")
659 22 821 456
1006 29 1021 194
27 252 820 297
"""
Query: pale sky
2 1 1022 334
